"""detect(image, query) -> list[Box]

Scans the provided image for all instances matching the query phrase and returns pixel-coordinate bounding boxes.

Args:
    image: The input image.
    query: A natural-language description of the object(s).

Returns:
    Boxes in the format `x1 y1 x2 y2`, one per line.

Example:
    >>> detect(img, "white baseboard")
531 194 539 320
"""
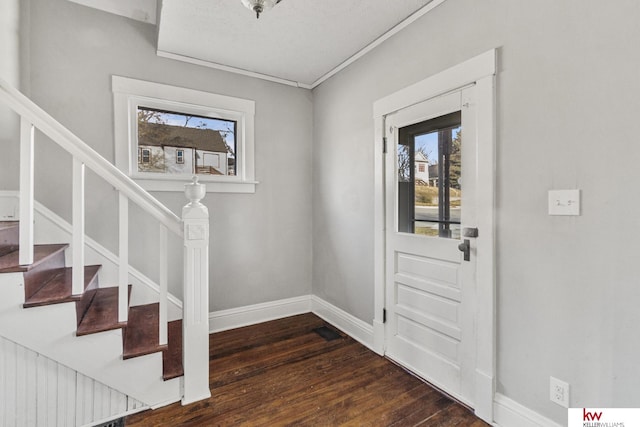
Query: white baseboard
208 295 312 333
310 296 374 350
493 393 563 427
0 191 19 219
208 295 375 353
372 318 385 355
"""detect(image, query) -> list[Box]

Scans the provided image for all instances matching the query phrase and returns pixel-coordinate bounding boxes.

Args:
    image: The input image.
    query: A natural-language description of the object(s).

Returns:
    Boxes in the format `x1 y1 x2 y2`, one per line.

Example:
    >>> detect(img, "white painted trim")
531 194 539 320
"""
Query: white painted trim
208 295 311 333
310 296 375 351
372 114 386 356
372 48 497 423
159 224 168 346
112 75 258 194
139 179 259 194
72 158 85 295
18 117 34 265
181 199 211 404
0 191 18 219
67 0 157 25
117 192 128 322
78 405 149 427
155 2 446 90
157 50 313 90
473 73 497 424
373 49 496 118
311 0 447 89
207 295 376 351
493 394 562 427
150 396 181 410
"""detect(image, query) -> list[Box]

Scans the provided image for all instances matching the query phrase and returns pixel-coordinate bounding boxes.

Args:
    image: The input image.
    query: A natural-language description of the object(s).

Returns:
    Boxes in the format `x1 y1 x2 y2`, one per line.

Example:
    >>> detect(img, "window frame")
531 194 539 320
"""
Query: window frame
113 76 257 193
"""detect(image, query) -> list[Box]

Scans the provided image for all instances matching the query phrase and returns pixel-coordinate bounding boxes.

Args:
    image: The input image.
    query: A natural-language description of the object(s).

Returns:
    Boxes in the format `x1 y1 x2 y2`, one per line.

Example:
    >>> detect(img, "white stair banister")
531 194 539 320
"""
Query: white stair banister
3 77 216 406
159 224 168 346
0 78 183 237
19 117 34 265
72 158 85 295
118 192 129 323
181 177 211 405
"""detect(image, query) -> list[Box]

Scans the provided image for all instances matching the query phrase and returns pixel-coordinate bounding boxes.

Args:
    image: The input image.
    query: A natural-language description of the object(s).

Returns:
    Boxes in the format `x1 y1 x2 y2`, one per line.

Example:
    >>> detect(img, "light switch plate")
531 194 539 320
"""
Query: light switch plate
548 190 580 216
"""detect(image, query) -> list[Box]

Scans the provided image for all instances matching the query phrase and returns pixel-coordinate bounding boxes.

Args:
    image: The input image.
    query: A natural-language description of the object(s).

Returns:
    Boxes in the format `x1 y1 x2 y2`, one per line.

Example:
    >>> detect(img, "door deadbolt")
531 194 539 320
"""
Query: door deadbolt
462 227 479 238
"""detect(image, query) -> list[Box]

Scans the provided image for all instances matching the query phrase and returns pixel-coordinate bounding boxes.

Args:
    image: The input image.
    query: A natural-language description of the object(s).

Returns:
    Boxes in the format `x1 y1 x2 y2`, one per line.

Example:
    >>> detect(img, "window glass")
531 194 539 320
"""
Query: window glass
136 107 237 176
113 75 256 193
397 111 461 239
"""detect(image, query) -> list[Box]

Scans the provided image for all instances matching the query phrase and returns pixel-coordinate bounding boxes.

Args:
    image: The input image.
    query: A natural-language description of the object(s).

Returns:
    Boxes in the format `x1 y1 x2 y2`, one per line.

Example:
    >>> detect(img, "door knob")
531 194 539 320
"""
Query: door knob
458 239 470 261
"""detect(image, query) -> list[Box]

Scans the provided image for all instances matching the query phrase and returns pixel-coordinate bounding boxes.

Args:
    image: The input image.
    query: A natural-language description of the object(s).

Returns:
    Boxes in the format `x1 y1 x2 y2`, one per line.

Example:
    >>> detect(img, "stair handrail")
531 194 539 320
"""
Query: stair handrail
0 77 182 237
1 76 212 405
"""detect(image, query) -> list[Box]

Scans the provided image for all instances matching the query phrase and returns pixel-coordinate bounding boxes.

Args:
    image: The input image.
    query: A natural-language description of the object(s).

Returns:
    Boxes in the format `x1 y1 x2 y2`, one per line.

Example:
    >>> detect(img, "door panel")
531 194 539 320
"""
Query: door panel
385 88 477 406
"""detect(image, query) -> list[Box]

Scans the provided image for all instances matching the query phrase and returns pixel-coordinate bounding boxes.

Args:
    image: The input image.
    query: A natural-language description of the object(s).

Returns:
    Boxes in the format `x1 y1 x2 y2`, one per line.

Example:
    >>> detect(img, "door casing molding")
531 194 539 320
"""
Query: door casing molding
372 48 496 423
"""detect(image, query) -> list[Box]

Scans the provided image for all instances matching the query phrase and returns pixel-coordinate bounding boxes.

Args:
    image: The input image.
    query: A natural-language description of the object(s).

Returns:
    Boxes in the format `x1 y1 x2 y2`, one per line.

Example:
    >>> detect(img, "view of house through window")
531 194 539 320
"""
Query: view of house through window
137 106 237 176
397 111 462 238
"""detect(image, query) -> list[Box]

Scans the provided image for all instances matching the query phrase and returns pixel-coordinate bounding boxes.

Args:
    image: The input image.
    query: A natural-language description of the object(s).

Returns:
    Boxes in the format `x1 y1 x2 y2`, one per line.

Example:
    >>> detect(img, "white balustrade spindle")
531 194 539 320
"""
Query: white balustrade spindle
118 193 129 323
181 177 211 405
19 117 34 266
159 224 168 346
72 158 85 295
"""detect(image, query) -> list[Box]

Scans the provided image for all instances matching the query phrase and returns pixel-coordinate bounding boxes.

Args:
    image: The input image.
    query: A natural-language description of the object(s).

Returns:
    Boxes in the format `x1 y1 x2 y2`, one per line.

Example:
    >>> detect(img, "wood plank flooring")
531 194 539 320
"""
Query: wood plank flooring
125 313 489 426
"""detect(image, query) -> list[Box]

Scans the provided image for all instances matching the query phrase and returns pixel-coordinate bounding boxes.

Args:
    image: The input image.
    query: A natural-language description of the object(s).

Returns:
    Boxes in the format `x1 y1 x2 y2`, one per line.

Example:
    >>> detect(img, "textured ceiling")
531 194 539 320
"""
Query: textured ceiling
157 0 435 87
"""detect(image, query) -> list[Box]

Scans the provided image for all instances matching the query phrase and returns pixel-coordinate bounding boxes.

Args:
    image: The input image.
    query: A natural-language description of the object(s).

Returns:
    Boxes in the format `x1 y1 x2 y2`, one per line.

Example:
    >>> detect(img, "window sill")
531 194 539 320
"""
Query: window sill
135 178 258 194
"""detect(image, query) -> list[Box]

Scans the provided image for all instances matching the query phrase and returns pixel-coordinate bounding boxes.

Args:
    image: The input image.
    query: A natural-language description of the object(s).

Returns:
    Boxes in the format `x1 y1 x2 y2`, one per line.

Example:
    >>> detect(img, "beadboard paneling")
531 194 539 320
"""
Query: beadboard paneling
0 336 145 427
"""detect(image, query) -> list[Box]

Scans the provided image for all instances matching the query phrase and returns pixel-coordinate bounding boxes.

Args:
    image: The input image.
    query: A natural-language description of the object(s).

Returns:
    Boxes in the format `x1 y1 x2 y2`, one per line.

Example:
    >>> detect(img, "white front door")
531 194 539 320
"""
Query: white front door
384 87 479 406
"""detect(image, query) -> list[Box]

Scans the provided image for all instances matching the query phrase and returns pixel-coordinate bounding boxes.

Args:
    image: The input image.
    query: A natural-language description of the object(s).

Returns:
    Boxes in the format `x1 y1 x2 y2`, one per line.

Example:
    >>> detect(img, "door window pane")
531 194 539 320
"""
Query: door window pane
397 111 461 239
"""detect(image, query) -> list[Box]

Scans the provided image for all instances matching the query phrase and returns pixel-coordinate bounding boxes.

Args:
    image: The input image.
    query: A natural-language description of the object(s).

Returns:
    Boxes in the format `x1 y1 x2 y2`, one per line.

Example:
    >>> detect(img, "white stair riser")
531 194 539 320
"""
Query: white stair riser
0 272 181 406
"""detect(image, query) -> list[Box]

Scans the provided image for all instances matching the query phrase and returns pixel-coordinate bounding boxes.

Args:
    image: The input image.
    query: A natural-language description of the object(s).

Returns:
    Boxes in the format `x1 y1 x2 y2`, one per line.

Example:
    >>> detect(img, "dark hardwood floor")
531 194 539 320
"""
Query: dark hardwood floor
126 313 489 426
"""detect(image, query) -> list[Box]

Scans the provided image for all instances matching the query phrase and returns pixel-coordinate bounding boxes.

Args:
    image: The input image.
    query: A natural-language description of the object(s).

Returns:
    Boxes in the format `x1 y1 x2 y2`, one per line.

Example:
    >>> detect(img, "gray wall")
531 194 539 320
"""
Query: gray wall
20 0 313 310
11 0 640 422
0 0 21 189
312 0 640 423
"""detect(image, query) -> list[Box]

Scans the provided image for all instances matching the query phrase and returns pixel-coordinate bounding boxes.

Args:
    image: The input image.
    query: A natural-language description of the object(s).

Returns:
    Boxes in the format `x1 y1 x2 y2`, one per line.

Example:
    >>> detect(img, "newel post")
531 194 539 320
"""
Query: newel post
181 177 212 404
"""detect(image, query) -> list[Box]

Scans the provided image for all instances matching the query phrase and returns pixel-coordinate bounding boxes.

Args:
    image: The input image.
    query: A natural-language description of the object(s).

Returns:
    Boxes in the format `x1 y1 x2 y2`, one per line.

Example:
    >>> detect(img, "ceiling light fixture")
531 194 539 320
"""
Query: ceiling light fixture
241 0 282 19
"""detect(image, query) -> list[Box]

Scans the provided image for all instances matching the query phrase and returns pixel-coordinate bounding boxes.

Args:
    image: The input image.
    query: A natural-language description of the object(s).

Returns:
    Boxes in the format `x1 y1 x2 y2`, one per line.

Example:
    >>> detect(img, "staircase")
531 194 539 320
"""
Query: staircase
0 220 183 381
0 75 212 420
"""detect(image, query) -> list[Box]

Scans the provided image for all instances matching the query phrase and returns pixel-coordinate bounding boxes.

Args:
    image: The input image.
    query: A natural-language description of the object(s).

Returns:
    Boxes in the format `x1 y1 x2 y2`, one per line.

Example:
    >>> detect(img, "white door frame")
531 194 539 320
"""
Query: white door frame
372 49 496 423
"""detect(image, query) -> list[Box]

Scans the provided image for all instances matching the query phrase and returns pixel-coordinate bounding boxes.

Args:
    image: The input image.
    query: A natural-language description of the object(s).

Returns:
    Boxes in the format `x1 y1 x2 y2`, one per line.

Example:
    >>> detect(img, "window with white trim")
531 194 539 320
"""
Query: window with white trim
113 76 257 193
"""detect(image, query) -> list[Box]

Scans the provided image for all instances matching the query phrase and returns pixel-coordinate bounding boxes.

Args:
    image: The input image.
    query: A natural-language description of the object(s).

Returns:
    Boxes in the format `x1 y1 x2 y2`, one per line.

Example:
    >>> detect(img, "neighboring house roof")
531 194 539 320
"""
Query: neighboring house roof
139 122 229 153
415 152 429 163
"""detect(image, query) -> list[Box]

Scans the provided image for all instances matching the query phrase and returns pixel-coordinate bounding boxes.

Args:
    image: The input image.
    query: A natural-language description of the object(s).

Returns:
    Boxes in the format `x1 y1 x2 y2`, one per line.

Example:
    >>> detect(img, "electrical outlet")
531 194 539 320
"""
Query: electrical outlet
550 376 570 407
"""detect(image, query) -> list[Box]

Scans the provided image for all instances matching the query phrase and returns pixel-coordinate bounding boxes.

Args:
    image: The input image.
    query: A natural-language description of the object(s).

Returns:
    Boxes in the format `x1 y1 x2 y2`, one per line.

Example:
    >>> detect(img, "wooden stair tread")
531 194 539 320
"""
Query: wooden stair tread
0 225 184 380
0 243 68 273
0 221 19 232
23 265 101 308
123 303 167 359
76 285 131 336
163 319 183 380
